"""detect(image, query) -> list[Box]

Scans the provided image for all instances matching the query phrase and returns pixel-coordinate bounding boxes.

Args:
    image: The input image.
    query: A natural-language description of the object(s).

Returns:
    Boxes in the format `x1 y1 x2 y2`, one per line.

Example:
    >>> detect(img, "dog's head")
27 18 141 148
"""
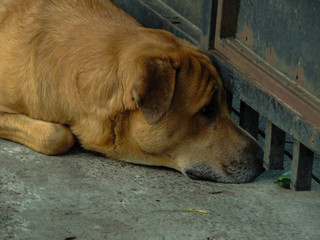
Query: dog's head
115 30 264 183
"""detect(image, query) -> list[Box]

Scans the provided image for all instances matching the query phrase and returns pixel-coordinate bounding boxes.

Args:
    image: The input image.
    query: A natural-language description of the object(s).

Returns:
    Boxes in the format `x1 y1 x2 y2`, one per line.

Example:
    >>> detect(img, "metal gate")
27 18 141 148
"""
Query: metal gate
115 0 320 190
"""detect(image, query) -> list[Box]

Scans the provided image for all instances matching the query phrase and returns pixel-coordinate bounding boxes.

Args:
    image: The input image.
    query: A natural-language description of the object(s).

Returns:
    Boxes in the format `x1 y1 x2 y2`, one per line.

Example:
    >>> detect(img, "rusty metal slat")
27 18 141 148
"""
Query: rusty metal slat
214 38 320 127
239 101 259 139
263 120 285 170
115 0 200 45
213 0 320 127
208 49 320 155
290 140 314 191
212 0 320 156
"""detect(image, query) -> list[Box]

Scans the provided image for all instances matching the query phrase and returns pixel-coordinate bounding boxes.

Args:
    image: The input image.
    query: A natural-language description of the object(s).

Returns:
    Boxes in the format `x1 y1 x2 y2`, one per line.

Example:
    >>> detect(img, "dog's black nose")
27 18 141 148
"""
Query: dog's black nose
246 141 265 175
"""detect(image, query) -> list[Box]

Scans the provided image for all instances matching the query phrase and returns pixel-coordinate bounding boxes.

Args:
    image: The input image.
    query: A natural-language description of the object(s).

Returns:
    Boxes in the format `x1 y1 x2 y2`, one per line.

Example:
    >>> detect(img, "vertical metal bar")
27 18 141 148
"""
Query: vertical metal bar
214 0 224 49
226 90 233 113
263 120 285 170
290 140 314 191
199 0 216 50
239 101 259 139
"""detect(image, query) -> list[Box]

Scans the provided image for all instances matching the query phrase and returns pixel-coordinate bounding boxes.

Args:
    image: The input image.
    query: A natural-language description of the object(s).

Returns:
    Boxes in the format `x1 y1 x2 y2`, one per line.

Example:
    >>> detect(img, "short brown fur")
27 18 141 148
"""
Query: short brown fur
0 0 263 183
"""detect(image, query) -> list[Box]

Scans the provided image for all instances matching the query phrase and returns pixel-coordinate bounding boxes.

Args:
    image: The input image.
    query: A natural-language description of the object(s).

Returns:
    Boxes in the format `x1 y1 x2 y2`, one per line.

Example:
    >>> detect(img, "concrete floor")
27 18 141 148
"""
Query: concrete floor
1 138 320 240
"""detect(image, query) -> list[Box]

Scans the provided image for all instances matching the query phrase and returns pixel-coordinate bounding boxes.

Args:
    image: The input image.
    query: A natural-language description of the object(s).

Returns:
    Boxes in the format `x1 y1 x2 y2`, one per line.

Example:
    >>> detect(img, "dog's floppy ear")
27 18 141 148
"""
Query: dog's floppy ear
133 56 177 125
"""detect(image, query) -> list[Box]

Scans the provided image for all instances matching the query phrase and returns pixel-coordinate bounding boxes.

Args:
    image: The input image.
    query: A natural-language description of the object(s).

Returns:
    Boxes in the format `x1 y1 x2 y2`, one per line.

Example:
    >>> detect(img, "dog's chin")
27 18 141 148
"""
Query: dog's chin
182 164 265 184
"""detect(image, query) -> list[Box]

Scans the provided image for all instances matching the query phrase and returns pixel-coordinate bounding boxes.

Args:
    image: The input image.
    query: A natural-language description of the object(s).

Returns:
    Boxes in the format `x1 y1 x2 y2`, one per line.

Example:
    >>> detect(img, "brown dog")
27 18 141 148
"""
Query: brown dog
0 0 263 183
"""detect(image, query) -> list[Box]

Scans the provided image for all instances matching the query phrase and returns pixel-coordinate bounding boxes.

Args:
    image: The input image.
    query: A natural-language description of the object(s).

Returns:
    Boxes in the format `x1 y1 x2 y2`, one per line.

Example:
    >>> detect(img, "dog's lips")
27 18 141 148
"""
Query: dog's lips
182 161 265 183
182 164 224 182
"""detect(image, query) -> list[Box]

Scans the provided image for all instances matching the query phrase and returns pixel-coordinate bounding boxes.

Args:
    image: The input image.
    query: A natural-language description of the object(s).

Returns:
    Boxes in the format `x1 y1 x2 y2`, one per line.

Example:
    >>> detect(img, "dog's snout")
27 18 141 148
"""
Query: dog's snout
247 140 265 173
183 143 265 183
184 169 202 180
183 165 220 182
244 140 265 178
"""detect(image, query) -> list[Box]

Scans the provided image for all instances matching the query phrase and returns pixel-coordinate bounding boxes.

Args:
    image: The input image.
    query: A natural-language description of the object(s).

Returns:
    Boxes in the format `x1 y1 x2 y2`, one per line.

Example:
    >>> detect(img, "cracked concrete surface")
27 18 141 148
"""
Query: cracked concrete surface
1 138 320 240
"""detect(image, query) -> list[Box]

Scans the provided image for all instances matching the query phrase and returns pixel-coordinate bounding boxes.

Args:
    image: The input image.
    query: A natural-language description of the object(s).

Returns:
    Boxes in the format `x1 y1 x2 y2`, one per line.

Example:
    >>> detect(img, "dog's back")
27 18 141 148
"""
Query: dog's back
0 0 140 120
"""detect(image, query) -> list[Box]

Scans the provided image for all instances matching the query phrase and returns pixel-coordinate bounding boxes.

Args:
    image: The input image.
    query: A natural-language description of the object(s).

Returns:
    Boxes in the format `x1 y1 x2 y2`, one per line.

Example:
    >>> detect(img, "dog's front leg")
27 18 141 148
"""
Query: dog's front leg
0 113 75 155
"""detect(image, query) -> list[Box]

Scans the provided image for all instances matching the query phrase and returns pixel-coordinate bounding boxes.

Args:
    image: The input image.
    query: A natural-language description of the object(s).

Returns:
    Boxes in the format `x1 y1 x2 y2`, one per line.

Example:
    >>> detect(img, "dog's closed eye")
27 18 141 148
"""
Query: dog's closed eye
200 104 216 119
199 86 219 119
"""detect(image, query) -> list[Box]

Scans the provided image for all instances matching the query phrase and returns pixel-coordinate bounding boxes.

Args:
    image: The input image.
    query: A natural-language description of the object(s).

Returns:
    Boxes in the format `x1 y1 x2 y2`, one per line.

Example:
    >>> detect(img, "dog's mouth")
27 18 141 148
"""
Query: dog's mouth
183 165 222 182
182 162 265 183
